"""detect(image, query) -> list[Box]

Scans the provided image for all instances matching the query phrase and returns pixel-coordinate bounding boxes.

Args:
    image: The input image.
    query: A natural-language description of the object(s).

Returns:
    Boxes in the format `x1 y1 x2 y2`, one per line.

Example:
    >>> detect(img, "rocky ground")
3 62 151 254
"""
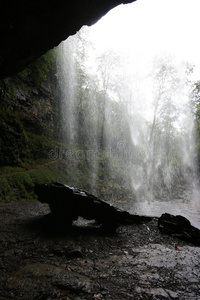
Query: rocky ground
0 202 200 300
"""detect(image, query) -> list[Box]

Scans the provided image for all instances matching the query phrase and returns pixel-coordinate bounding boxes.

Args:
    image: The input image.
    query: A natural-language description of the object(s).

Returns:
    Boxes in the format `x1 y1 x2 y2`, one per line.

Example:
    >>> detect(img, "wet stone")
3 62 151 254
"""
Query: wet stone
1 202 200 299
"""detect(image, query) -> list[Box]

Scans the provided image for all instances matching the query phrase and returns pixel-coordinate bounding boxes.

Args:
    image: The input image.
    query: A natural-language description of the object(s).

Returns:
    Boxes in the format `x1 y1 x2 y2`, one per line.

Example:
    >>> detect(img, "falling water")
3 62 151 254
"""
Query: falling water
129 57 197 200
57 28 200 227
56 33 106 194
56 38 78 145
124 57 200 226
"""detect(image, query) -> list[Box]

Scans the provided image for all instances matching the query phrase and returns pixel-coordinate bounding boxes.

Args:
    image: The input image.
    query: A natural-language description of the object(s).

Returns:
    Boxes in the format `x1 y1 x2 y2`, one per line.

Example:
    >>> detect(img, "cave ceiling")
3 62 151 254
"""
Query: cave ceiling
0 0 135 79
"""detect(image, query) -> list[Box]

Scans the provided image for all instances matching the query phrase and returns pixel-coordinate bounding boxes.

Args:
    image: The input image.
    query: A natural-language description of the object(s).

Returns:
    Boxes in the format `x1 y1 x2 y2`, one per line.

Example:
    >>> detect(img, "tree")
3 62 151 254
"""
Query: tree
145 56 194 198
190 80 200 173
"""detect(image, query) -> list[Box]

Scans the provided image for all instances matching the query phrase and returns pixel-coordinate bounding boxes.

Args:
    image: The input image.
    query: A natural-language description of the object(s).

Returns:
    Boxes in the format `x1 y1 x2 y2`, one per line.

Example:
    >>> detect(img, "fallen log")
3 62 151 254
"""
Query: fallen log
158 213 200 246
34 182 152 232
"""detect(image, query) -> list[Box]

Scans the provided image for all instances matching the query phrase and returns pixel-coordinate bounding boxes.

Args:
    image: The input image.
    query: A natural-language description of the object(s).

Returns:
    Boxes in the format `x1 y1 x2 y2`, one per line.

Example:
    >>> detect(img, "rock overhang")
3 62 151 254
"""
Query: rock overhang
0 0 136 79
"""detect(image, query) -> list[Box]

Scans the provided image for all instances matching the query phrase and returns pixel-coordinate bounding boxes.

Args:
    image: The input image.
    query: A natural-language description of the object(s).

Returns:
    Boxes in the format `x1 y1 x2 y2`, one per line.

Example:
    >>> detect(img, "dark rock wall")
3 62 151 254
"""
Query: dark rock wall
0 51 73 202
0 0 135 79
0 49 100 202
0 54 60 166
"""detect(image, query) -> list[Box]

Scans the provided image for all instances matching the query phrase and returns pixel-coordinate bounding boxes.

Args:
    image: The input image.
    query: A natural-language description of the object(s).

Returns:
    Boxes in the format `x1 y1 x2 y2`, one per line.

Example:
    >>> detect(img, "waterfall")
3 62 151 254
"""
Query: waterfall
127 56 198 203
56 27 199 225
56 33 106 194
57 38 78 146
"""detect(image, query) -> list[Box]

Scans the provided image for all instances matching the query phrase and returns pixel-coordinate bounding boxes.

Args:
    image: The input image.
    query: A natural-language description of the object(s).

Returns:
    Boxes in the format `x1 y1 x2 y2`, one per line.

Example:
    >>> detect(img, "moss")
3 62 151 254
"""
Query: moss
29 167 61 185
0 166 24 176
10 172 34 201
25 132 60 161
0 161 70 202
0 177 15 202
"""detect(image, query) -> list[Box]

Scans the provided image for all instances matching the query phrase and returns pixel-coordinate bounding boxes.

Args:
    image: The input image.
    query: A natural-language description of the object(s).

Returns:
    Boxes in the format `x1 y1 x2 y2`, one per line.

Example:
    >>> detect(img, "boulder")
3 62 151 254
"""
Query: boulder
34 182 152 232
158 213 200 246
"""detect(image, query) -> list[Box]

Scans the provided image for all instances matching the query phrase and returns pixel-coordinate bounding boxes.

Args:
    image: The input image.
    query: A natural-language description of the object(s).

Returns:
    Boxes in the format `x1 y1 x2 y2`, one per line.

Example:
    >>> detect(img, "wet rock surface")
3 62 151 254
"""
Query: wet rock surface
0 202 200 300
158 213 200 246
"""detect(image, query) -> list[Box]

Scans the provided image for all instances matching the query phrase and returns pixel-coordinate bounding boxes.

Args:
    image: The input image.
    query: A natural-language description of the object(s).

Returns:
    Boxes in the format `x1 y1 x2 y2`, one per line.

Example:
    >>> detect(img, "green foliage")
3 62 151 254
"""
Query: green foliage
0 161 70 202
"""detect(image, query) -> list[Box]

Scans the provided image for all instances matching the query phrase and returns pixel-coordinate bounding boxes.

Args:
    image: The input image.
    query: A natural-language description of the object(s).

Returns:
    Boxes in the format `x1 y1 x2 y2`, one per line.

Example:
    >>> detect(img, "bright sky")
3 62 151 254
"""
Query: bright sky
87 0 200 79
